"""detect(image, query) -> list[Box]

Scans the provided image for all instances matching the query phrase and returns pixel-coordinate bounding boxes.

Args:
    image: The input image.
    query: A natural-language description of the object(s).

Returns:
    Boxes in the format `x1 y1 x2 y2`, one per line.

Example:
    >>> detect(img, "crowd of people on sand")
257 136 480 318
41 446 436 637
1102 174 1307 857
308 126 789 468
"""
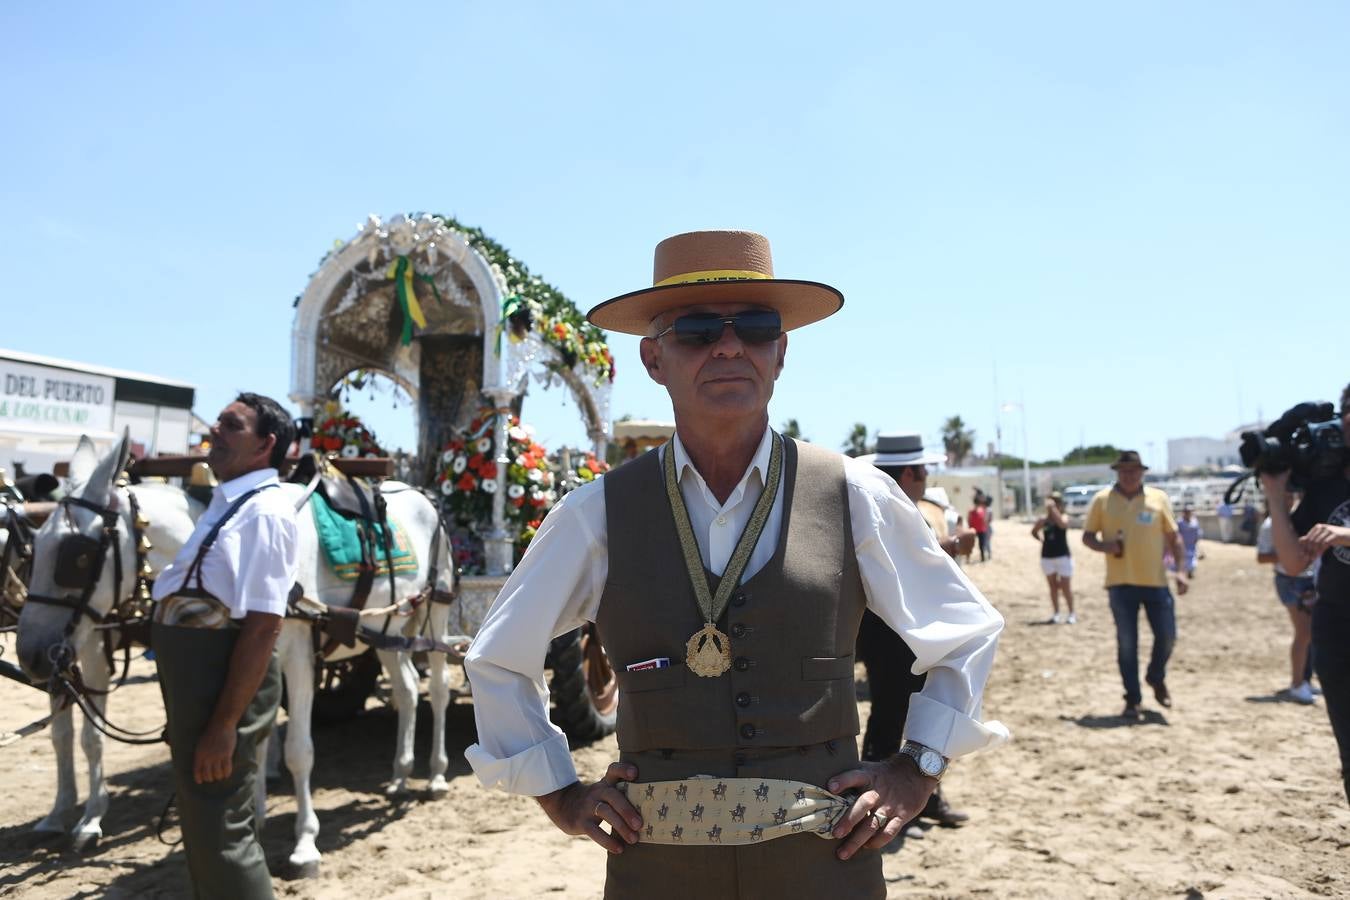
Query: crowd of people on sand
1020 450 1336 720
20 227 1348 900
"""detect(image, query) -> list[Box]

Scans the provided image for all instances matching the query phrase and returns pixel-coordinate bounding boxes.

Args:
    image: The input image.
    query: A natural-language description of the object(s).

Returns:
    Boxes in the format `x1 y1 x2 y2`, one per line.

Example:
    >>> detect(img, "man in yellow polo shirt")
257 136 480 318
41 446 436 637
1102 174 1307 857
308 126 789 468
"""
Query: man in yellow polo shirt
1082 450 1189 720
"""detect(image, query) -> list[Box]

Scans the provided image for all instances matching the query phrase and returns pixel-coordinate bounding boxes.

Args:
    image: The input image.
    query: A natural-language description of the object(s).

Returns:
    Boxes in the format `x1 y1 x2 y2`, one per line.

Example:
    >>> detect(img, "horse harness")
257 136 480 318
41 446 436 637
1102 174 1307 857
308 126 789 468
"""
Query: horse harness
16 486 164 746
24 488 155 675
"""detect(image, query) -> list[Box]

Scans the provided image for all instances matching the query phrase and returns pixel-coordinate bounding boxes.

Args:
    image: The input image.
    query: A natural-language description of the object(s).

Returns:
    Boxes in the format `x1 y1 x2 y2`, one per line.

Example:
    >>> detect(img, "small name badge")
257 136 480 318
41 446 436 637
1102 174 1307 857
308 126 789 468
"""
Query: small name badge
626 657 671 672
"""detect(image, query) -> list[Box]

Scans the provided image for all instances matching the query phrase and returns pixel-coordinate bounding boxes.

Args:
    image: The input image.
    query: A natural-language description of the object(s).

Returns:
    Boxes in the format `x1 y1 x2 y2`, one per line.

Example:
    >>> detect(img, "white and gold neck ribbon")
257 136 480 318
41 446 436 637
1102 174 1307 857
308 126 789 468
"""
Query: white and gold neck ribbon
619 776 850 846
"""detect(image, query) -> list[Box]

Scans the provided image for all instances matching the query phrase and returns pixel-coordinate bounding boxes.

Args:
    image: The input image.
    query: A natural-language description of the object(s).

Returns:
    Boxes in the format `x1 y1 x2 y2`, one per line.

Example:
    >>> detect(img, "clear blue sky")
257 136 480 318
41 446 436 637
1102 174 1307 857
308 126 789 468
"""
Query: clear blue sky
3 2 1345 468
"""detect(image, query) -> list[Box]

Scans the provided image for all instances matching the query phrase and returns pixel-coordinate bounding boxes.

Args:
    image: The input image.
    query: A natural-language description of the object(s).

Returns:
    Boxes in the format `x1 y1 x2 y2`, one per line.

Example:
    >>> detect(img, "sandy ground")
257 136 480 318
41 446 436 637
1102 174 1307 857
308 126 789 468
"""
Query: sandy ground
2 528 1347 899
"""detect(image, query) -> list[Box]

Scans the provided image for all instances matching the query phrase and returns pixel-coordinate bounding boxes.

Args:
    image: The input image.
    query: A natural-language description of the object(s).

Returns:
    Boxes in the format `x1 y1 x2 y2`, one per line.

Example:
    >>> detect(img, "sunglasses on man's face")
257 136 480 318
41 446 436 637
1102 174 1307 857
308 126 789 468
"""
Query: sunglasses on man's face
654 310 783 346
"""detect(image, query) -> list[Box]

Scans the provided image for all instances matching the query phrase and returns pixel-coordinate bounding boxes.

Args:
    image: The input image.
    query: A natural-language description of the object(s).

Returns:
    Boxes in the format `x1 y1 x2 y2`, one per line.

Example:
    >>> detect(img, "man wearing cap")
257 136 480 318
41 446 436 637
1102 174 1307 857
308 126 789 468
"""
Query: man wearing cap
464 231 1006 898
1082 450 1189 720
855 432 979 838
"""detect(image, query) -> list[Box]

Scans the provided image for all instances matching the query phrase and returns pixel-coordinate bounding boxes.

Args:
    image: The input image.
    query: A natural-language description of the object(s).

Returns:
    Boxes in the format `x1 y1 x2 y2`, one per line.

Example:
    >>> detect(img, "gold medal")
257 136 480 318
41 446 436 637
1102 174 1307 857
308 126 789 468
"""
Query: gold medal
686 623 732 677
663 432 784 680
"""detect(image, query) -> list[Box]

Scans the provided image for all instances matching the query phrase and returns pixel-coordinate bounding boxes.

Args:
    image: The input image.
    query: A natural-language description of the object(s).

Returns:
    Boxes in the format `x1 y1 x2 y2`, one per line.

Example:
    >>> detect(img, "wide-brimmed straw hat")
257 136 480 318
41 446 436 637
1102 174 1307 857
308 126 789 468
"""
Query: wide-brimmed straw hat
1110 450 1149 471
586 230 844 336
857 432 947 468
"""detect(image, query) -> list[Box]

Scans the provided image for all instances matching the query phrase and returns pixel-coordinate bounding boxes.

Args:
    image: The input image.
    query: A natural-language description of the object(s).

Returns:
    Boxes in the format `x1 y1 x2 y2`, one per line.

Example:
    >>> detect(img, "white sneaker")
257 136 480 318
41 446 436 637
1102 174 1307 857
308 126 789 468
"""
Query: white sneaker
1289 682 1315 705
1050 613 1064 625
1066 613 1077 625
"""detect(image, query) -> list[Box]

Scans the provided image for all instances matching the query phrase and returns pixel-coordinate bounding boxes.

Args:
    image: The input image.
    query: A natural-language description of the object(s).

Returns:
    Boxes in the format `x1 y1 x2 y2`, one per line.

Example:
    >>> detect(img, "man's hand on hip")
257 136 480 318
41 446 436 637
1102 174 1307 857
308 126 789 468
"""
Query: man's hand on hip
828 756 937 860
536 762 643 854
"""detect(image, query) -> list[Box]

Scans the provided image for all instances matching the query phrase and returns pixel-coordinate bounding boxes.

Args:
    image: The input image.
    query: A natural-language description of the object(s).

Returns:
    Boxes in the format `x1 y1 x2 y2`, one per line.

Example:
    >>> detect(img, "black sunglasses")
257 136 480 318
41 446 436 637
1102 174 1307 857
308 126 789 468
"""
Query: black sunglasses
654 310 783 346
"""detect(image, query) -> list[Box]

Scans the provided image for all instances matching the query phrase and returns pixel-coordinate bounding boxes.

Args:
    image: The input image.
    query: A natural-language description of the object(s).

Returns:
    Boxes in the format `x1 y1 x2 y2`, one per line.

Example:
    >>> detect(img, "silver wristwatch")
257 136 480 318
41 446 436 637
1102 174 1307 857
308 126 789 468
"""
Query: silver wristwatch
898 740 949 781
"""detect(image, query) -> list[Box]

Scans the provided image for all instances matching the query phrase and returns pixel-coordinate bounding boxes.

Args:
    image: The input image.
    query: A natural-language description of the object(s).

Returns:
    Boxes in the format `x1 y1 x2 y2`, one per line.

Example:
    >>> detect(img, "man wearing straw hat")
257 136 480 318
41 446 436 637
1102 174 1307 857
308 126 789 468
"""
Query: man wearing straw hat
465 231 1007 897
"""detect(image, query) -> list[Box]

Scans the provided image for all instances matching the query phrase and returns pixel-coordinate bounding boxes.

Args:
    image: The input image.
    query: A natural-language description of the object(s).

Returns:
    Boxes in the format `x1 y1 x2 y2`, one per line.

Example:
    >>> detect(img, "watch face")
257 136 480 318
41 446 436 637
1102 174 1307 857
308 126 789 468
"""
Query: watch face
919 750 944 776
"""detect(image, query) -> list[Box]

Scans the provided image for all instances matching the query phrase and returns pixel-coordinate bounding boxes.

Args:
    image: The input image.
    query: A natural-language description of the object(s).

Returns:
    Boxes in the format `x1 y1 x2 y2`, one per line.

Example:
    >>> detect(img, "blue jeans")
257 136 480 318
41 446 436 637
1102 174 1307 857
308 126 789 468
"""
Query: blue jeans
1108 585 1177 705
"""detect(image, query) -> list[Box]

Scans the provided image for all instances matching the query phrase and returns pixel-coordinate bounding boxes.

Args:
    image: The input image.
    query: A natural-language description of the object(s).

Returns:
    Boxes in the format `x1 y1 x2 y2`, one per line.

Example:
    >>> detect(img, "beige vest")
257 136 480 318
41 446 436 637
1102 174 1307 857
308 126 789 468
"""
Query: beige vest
597 439 866 770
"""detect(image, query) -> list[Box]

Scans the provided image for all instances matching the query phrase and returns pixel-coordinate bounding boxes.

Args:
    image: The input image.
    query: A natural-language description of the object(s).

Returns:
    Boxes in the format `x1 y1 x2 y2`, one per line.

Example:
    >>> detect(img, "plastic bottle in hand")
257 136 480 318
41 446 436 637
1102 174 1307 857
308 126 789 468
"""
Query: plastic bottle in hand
1114 529 1126 558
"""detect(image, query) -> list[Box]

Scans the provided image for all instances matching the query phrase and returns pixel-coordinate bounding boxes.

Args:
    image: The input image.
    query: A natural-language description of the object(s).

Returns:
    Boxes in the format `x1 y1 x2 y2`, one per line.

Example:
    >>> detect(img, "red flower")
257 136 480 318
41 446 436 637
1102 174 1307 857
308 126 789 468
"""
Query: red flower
456 473 477 492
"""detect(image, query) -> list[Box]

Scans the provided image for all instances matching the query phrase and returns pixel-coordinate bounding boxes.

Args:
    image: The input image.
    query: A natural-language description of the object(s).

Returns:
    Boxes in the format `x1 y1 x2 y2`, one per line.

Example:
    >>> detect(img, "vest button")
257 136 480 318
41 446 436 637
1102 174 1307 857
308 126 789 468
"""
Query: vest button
740 723 756 740
735 692 751 708
732 591 748 607
733 656 750 672
730 623 746 638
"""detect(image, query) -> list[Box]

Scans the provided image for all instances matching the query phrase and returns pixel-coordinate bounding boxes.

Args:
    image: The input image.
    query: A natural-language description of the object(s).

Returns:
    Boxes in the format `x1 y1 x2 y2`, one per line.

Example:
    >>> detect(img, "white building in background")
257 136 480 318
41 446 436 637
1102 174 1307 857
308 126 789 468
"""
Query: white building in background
1 348 196 476
1167 422 1263 472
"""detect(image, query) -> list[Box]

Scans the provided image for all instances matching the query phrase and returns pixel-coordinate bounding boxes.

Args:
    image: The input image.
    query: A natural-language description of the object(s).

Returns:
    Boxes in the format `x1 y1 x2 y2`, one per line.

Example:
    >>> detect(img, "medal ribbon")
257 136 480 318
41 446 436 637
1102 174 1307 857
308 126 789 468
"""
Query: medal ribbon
663 431 784 626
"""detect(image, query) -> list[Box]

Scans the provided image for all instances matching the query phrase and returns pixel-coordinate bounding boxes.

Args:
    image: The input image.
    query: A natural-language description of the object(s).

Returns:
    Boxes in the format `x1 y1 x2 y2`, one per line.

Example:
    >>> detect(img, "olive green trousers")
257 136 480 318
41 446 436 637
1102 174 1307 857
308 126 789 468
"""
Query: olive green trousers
153 623 281 900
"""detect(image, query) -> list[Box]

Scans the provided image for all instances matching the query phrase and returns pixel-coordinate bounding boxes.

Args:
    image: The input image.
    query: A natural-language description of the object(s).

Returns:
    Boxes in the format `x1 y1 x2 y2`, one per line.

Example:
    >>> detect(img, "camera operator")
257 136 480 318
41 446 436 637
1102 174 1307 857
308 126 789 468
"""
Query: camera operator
1260 382 1350 804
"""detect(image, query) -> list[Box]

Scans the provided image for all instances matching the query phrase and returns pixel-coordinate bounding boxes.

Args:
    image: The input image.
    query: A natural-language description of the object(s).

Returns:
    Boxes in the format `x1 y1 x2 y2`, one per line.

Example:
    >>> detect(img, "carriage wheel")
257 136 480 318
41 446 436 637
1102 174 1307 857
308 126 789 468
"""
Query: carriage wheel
548 623 617 743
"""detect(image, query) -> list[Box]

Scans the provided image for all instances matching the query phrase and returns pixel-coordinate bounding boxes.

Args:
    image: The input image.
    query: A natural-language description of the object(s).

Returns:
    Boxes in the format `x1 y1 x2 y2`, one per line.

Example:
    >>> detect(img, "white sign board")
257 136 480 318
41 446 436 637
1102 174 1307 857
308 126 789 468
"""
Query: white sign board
0 358 115 434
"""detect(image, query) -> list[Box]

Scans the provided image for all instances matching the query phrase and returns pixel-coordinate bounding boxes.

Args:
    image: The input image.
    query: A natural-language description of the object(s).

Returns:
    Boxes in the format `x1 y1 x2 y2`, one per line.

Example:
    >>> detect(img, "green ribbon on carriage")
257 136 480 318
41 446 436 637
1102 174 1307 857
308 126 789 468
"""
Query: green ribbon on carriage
386 255 443 346
494 293 526 356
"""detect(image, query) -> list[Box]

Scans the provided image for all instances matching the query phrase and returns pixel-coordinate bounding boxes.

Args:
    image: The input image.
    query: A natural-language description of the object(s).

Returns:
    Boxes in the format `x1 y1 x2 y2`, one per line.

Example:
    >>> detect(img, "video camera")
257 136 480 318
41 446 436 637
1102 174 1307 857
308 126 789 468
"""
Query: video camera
1238 401 1347 489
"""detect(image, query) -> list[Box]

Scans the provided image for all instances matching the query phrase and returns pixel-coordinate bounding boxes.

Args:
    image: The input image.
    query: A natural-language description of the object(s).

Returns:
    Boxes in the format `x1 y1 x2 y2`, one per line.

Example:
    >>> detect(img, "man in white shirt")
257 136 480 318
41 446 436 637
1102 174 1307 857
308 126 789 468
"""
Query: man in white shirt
465 231 1007 898
152 393 298 899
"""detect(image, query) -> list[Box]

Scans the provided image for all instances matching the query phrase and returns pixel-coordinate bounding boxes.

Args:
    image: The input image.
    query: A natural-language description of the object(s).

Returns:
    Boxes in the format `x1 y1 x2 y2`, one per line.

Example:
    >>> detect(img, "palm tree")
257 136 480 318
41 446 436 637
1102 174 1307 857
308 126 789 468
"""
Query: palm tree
780 419 807 441
942 416 975 467
842 423 873 458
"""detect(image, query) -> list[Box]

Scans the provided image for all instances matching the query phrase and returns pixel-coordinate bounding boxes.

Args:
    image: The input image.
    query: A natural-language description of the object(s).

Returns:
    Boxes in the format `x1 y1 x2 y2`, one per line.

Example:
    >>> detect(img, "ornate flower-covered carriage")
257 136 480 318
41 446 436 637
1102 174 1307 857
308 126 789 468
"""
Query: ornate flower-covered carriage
289 212 617 737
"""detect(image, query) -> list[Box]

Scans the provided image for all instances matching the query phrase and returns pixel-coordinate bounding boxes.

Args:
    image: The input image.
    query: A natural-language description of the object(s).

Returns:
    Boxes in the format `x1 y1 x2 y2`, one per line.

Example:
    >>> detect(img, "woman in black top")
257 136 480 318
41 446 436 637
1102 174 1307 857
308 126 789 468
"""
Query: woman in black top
1032 492 1075 624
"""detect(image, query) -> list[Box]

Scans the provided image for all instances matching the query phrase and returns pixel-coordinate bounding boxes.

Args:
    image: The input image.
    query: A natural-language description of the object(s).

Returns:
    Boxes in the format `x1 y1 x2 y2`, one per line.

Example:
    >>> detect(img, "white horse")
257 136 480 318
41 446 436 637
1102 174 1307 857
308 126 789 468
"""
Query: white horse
17 435 203 851
19 434 457 872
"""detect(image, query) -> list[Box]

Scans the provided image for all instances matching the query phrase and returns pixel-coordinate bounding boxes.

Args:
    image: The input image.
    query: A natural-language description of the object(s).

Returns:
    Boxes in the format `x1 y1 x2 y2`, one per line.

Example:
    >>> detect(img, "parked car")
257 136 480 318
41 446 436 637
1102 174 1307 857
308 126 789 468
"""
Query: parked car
1061 484 1109 527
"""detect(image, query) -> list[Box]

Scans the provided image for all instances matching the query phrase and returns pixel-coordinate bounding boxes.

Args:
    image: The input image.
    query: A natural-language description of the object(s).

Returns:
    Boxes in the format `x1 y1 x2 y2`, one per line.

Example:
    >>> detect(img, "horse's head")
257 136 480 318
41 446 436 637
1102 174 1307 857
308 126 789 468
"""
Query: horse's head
18 433 132 681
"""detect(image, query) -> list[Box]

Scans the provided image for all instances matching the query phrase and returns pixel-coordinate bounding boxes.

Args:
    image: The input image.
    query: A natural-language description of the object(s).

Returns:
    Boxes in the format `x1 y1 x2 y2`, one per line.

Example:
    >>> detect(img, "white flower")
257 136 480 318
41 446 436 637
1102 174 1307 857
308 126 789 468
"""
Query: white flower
452 456 467 474
541 472 555 488
475 437 492 454
507 484 525 499
527 468 543 483
341 445 359 458
514 454 528 467
545 490 557 503
508 426 527 442
440 479 454 495
482 479 498 494
441 449 456 464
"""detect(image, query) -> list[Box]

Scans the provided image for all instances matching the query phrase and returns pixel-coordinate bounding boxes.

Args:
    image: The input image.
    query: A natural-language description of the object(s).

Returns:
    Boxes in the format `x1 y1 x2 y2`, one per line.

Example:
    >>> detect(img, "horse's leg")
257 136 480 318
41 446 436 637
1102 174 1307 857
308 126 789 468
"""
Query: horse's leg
265 720 284 781
34 697 77 836
376 646 417 796
253 733 269 833
70 640 110 852
277 622 321 872
425 602 452 795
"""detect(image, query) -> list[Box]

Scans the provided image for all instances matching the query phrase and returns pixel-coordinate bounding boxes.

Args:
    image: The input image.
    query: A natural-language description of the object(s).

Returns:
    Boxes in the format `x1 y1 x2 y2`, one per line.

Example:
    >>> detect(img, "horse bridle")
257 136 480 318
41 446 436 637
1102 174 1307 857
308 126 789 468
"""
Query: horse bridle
1 502 37 623
24 488 151 671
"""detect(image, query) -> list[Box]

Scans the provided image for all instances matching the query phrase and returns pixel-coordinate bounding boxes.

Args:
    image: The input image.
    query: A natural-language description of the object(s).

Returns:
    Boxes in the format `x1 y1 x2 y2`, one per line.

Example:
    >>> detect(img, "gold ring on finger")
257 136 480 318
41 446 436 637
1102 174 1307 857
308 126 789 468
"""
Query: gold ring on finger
594 801 604 818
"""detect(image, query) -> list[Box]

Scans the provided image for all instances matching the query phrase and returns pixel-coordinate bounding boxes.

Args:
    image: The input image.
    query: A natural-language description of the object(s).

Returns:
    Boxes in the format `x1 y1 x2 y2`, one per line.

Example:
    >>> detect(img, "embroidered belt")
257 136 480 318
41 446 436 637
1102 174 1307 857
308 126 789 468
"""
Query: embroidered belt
153 593 239 630
619 776 851 846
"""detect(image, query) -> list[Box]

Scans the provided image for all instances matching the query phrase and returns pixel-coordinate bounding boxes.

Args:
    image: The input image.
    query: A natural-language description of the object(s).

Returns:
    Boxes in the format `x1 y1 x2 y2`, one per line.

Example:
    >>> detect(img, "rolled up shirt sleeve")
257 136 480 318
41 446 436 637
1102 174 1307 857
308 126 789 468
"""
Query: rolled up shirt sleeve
463 484 608 795
228 512 299 617
848 465 1010 759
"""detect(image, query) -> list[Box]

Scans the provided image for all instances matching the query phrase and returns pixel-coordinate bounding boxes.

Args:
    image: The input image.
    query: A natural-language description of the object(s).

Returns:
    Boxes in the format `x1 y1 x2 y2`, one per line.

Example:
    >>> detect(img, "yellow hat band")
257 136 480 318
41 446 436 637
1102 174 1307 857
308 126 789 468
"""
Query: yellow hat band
653 269 771 288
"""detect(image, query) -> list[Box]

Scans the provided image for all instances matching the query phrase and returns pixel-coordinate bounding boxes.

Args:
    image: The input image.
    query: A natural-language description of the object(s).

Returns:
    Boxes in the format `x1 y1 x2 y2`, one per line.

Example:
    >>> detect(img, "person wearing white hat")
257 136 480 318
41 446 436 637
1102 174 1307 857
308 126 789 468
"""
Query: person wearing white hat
464 231 1006 898
857 432 978 838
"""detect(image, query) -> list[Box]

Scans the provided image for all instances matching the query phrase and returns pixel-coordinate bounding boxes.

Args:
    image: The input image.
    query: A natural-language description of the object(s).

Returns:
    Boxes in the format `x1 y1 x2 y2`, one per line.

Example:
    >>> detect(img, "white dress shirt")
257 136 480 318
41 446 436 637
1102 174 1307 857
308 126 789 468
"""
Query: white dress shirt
153 467 299 618
464 429 1009 796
